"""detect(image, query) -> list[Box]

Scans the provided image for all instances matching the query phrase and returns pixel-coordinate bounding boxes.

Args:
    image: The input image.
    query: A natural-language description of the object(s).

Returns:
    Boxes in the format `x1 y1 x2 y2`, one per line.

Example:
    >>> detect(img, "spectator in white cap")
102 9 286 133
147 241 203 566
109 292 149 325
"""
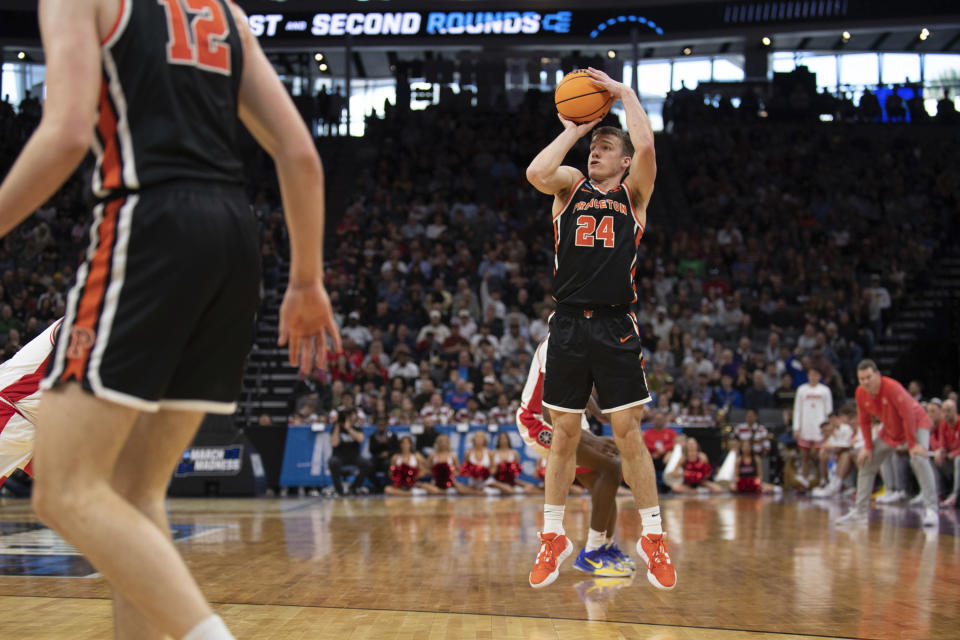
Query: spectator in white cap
417 309 450 344
457 308 477 340
477 375 501 410
651 305 674 341
387 346 419 381
341 310 373 349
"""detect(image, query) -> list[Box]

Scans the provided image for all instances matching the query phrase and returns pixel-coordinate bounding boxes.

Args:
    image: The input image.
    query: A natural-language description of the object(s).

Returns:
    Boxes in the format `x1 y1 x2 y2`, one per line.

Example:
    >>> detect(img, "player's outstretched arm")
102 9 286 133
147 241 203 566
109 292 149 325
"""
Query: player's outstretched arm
0 0 100 238
231 5 341 372
585 68 656 221
525 116 595 201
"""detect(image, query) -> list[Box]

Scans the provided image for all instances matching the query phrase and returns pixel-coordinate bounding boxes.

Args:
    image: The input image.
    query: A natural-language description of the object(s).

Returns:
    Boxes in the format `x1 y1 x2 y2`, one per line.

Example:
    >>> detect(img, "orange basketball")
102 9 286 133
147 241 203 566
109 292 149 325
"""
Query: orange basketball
555 70 613 123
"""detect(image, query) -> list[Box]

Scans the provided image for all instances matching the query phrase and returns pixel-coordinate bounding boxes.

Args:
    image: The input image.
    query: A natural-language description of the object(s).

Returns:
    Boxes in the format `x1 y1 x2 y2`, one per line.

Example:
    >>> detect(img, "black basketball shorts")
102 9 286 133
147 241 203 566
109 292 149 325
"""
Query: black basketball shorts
42 181 260 414
542 304 652 414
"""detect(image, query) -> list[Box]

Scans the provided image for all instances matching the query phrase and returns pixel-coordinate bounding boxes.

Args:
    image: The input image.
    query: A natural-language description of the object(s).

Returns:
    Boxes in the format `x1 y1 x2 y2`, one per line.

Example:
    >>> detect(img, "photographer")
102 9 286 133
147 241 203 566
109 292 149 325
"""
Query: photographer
328 408 373 496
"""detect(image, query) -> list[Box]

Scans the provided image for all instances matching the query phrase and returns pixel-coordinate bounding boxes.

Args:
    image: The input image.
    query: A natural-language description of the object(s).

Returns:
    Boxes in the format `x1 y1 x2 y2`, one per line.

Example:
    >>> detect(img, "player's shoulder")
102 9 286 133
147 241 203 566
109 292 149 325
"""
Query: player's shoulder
226 0 248 23
556 167 587 197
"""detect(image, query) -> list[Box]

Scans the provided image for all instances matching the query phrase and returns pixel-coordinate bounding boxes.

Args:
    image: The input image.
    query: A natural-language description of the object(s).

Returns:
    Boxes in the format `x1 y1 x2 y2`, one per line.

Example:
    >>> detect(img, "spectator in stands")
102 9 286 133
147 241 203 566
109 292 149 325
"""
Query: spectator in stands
864 274 891 337
812 407 856 497
328 409 374 496
773 372 797 410
341 310 373 349
456 396 486 424
445 378 473 411
420 392 454 425
678 393 716 428
793 368 833 488
643 409 677 479
733 408 771 478
476 375 501 410
369 414 399 493
417 309 450 345
935 399 960 507
858 89 882 121
713 374 743 410
387 346 418 381
744 370 774 410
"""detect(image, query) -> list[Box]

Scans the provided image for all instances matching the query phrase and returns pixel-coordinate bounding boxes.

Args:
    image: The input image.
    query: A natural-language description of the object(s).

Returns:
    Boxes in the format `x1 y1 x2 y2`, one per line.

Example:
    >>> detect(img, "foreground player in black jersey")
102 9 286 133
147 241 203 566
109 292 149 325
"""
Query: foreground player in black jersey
0 1 339 638
526 68 675 591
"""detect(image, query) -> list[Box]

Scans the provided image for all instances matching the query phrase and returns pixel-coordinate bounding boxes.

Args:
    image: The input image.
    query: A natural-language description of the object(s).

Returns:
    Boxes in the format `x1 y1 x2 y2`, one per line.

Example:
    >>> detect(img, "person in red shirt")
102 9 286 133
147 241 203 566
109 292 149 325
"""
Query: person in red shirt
643 409 677 478
836 360 938 527
934 399 960 507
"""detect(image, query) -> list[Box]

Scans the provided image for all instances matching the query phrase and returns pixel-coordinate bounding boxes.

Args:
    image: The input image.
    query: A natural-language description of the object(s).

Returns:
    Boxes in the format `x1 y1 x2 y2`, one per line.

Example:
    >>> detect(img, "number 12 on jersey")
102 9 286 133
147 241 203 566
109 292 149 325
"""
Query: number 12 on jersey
157 0 232 75
575 215 615 248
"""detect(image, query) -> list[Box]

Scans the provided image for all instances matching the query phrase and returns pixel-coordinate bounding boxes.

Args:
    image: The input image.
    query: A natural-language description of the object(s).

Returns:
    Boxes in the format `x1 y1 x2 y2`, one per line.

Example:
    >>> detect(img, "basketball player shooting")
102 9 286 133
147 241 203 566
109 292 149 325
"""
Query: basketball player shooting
0 1 339 639
525 67 676 590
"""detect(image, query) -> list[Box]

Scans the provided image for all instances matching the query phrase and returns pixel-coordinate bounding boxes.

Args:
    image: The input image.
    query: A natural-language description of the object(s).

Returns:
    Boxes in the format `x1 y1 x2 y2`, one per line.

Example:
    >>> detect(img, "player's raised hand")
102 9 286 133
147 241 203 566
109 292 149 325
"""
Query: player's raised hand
278 279 342 374
585 67 625 99
557 113 602 138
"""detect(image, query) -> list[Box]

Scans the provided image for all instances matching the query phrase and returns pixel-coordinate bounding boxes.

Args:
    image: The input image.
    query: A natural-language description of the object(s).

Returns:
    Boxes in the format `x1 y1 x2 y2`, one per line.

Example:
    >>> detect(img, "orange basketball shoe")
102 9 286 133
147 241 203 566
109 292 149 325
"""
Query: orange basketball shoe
636 533 677 590
529 532 574 589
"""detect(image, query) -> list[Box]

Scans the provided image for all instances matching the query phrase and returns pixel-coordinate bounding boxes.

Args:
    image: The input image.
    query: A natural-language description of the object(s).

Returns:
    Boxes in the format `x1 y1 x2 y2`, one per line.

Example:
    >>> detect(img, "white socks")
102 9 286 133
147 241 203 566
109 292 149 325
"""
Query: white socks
585 528 606 552
182 615 234 640
543 504 565 535
639 505 663 537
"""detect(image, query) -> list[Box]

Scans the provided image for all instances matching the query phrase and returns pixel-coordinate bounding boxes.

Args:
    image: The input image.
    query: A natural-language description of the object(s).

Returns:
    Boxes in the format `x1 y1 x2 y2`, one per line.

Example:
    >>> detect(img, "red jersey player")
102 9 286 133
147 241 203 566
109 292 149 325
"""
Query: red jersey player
517 336 633 577
0 319 60 486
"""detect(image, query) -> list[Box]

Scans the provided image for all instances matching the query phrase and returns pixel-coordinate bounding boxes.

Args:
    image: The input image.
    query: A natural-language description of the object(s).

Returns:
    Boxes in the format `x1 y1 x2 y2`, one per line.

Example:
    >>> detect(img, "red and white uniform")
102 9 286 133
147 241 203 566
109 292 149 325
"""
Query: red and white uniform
431 452 457 489
488 403 515 425
732 422 771 455
454 408 487 424
793 381 833 447
420 403 454 425
460 448 494 488
493 449 522 485
390 453 419 489
516 337 589 455
0 320 61 486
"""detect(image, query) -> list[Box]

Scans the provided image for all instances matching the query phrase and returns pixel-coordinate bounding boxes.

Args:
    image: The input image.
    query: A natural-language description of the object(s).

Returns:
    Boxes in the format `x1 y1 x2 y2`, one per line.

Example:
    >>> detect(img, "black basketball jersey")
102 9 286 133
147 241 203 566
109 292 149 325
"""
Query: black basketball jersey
551 177 644 306
92 0 244 200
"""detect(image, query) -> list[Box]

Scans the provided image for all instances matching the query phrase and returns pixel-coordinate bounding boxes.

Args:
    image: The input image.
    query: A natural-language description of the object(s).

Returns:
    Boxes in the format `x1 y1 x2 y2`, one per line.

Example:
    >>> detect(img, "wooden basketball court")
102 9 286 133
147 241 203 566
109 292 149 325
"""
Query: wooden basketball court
0 494 957 639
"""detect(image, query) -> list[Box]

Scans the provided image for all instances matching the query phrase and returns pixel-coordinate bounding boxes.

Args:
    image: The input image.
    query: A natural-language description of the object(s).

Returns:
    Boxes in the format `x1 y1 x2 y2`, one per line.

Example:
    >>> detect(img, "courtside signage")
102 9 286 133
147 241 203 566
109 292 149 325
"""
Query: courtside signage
247 11 575 38
176 445 244 477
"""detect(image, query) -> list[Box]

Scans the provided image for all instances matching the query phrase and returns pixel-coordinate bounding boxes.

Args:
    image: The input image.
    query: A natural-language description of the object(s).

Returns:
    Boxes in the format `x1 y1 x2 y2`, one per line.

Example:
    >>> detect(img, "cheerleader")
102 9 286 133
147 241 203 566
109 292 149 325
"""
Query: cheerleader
460 431 501 495
733 438 780 495
492 432 538 495
667 437 724 494
428 434 473 495
385 436 443 496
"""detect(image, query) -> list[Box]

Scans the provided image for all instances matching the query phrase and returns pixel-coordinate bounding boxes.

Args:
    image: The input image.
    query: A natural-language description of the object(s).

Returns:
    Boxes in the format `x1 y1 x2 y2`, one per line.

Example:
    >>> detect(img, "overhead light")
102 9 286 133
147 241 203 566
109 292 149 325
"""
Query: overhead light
319 63 328 72
761 37 771 47
920 28 930 41
607 50 616 59
841 31 851 41
314 53 324 62
682 46 693 56
17 51 25 60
